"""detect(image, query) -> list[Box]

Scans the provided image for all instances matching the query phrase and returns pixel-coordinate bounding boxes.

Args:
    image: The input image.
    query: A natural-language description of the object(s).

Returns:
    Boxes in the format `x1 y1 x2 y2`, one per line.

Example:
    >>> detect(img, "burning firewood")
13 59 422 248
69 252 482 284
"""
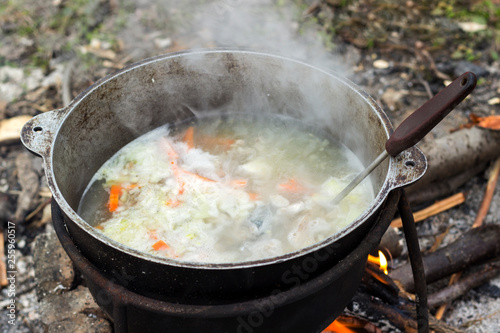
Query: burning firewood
342 265 467 333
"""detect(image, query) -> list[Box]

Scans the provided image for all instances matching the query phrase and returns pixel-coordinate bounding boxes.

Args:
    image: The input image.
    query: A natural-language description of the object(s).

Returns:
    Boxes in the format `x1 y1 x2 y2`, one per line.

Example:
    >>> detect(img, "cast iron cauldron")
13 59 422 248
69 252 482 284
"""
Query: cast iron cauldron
22 50 426 329
51 189 402 333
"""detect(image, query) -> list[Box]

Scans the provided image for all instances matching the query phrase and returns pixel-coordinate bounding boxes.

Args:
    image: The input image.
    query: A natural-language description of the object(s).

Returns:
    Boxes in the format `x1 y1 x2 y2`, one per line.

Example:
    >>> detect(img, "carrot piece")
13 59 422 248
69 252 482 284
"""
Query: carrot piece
198 136 236 151
183 126 195 149
278 179 305 193
108 185 123 212
178 180 185 195
248 192 259 200
231 179 247 187
166 199 182 207
159 137 187 195
182 170 216 182
160 137 179 161
95 225 104 230
152 240 170 251
148 230 158 240
212 137 235 148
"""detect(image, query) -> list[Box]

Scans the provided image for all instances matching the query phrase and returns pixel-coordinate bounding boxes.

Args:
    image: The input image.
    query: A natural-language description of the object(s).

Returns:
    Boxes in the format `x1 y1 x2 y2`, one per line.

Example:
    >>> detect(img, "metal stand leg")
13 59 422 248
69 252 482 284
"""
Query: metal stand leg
399 190 429 333
112 301 128 333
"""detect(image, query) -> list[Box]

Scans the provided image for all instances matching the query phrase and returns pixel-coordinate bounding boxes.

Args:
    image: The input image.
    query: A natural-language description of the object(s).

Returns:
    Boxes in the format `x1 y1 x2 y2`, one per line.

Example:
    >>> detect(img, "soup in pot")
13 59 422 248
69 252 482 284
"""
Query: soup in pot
78 113 374 263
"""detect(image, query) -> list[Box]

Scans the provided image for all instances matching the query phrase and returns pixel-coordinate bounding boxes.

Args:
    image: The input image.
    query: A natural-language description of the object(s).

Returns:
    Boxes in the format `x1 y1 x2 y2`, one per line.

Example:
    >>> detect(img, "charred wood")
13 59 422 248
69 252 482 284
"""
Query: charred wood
427 261 500 308
390 225 500 291
349 291 418 333
362 266 400 305
379 227 403 258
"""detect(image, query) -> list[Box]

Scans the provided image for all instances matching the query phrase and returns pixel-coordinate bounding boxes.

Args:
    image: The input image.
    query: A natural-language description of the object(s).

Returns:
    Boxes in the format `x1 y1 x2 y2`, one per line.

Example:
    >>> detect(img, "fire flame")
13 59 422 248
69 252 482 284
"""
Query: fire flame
367 250 388 275
324 320 357 333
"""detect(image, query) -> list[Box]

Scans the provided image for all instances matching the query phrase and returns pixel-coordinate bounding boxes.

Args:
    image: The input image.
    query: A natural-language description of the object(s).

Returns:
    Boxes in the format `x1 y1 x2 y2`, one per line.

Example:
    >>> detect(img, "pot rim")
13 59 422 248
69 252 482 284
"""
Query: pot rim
23 49 426 270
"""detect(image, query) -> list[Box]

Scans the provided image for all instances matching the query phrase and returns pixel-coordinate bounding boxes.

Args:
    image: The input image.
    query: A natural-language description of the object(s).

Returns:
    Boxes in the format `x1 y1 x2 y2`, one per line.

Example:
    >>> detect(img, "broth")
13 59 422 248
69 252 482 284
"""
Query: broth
78 113 374 263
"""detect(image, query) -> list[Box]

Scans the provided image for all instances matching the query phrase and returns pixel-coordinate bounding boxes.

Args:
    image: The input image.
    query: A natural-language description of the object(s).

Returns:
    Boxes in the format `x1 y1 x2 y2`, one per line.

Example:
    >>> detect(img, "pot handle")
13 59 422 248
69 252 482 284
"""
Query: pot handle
388 145 427 189
21 108 68 159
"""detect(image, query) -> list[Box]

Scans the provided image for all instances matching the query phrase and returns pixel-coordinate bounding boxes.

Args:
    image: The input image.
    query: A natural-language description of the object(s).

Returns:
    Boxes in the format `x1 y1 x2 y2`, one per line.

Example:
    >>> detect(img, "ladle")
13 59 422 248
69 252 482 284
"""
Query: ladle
332 72 477 205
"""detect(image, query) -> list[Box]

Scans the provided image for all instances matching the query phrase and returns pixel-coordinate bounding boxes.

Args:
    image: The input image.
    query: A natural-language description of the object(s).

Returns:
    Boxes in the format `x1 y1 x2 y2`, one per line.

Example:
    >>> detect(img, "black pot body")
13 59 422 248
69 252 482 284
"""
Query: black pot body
52 190 402 333
22 51 426 306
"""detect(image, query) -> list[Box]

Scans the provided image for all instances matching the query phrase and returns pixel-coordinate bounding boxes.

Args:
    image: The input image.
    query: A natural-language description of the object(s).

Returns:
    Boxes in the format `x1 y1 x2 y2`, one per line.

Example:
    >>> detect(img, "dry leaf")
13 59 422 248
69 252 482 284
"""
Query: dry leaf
381 88 405 111
0 115 32 145
487 97 500 105
373 59 390 69
457 22 487 32
477 115 500 130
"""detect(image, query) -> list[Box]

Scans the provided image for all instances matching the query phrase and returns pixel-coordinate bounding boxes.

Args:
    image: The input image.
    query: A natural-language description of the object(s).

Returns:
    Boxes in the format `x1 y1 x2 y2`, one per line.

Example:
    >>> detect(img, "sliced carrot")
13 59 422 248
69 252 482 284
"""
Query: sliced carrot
95 225 104 230
159 137 188 196
248 192 259 200
148 230 158 240
182 170 216 182
278 179 305 193
199 136 236 151
183 126 195 149
108 184 123 212
160 137 179 161
166 199 182 207
231 179 247 187
214 137 235 148
152 240 170 251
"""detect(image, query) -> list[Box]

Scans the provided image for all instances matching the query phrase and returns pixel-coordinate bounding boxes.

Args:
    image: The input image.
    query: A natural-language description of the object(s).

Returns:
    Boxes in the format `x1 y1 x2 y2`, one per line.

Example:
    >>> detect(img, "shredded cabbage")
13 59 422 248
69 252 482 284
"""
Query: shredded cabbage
79 115 374 263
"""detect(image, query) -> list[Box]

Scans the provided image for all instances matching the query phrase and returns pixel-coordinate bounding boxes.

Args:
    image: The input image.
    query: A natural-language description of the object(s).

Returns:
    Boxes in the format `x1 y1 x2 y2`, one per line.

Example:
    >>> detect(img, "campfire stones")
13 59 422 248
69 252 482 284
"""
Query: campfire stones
34 229 112 332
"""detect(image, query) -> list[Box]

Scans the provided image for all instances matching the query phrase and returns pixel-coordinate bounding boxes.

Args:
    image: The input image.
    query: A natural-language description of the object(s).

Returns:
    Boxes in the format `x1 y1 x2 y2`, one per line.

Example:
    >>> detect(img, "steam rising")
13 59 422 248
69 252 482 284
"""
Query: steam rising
107 0 382 179
120 0 354 74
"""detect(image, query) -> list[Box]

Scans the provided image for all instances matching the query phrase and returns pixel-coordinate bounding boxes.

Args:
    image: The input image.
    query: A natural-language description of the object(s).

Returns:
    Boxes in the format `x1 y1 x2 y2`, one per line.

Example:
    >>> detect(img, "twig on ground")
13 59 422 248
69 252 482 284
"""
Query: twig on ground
25 197 52 222
416 75 434 99
428 225 452 253
0 229 7 287
391 192 465 228
473 157 500 228
62 59 76 106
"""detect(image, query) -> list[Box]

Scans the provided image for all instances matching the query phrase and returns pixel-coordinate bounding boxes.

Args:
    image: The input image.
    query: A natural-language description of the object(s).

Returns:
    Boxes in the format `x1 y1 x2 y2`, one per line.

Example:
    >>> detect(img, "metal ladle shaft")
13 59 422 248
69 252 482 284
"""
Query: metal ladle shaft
332 72 477 205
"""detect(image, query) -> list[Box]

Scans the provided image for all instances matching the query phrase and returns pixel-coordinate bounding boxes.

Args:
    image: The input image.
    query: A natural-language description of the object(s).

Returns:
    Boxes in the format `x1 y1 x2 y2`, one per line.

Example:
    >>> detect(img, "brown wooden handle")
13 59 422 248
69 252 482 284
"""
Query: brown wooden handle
385 72 477 157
